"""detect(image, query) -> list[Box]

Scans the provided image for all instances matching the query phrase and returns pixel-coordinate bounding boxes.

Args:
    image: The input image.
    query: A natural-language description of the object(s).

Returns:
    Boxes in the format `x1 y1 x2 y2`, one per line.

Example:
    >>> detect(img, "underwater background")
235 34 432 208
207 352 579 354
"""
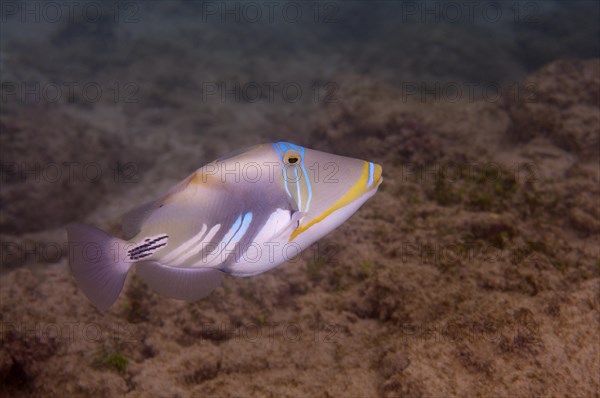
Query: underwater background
1 1 599 396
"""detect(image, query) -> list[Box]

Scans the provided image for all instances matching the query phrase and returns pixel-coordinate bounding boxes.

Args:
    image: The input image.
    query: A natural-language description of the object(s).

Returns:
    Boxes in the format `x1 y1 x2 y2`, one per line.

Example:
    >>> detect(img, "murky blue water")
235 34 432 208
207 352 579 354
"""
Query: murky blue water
1 1 598 96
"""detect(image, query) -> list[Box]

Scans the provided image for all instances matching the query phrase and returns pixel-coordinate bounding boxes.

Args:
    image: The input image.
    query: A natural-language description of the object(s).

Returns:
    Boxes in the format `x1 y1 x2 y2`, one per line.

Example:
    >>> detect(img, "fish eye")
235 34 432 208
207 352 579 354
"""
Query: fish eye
284 150 301 166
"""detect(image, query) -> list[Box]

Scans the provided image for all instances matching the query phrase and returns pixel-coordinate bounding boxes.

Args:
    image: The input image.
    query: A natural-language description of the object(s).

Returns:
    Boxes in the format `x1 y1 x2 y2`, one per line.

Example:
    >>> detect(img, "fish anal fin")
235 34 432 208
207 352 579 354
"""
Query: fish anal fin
135 262 223 302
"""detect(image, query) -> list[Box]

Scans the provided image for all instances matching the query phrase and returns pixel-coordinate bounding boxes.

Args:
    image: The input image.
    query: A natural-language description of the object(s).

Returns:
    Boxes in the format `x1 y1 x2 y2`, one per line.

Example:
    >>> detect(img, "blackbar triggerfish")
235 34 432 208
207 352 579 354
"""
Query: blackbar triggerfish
66 142 382 310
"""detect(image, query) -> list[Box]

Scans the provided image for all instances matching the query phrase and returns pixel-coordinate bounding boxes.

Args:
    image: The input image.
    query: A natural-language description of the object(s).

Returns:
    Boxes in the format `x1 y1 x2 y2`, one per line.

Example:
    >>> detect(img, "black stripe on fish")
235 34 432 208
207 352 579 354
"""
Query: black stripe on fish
128 235 168 261
130 241 168 255
129 242 168 260
127 235 168 254
128 235 168 255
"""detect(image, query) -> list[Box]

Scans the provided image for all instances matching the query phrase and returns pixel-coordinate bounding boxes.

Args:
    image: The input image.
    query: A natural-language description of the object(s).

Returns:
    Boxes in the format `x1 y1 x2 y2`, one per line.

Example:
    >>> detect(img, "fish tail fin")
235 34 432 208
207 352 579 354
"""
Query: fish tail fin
66 223 134 311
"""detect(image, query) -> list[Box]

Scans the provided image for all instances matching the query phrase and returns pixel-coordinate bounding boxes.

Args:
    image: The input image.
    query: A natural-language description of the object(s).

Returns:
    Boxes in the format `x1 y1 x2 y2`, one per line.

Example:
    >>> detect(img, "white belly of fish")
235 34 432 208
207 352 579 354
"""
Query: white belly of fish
221 208 299 277
226 189 376 277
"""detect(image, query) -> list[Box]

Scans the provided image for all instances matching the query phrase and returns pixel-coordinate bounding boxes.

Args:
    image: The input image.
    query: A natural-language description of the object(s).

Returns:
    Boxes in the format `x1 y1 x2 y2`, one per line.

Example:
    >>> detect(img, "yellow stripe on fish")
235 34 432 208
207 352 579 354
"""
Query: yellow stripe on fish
291 161 373 241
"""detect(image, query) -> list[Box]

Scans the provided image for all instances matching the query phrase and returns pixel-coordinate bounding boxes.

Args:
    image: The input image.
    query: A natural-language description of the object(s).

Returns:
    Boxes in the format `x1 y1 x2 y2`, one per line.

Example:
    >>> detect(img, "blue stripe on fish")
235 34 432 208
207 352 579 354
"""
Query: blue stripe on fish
220 214 243 248
279 142 313 212
272 143 293 198
229 211 253 247
201 212 252 267
289 143 312 212
278 142 289 152
287 143 303 210
293 165 302 210
367 162 375 188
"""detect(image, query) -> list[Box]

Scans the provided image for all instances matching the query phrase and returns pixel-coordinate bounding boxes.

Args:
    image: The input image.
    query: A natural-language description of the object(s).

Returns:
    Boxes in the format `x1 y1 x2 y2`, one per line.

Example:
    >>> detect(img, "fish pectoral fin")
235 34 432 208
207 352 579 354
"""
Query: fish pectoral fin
135 261 223 302
272 211 305 241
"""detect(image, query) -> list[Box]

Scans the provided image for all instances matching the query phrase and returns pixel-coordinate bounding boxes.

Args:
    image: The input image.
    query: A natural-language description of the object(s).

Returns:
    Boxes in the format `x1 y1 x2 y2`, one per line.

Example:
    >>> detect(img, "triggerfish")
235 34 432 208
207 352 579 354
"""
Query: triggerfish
67 142 382 310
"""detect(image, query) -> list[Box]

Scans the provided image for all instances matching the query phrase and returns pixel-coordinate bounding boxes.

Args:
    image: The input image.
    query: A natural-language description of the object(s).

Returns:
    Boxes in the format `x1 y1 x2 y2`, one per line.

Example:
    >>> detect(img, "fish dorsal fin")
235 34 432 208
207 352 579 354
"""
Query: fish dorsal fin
121 199 160 239
159 168 224 206
165 173 195 195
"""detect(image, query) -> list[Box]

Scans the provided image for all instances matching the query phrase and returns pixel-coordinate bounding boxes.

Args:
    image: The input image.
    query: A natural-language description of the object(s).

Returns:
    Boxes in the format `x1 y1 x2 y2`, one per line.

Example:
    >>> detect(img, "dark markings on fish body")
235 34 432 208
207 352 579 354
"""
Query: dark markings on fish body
129 242 168 260
127 235 169 261
128 235 168 255
129 240 168 256
131 253 152 260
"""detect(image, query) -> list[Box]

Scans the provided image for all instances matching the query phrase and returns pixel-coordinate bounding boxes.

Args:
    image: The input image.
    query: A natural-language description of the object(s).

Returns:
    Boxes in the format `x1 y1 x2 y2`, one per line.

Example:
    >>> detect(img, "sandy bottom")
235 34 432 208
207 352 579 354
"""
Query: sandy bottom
1 58 599 397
